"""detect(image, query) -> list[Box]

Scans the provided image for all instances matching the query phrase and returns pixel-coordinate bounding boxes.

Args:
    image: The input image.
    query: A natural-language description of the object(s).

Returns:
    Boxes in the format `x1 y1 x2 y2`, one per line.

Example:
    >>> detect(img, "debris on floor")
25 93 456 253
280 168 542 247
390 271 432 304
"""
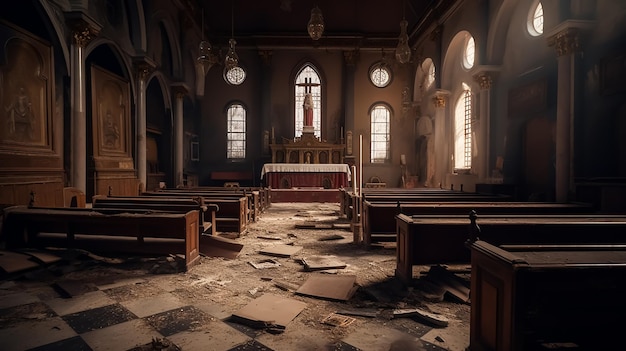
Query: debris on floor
295 274 358 301
321 313 356 327
258 244 303 257
300 255 347 271
393 307 450 327
230 293 307 332
248 258 281 269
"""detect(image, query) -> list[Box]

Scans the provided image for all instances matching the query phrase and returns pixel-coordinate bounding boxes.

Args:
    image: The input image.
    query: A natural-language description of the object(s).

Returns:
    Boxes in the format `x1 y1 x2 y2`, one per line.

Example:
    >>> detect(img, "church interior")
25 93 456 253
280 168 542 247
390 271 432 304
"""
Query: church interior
1 0 626 350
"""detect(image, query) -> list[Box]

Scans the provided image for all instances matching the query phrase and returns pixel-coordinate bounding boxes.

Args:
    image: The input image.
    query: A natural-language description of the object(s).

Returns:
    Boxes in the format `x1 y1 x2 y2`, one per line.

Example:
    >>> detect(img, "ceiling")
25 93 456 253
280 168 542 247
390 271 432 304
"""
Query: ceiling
196 0 454 50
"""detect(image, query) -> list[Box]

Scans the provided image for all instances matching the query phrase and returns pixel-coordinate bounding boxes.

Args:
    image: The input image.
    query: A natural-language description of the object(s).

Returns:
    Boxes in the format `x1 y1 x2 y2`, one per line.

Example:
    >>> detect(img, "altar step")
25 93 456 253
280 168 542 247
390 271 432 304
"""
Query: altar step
269 188 341 203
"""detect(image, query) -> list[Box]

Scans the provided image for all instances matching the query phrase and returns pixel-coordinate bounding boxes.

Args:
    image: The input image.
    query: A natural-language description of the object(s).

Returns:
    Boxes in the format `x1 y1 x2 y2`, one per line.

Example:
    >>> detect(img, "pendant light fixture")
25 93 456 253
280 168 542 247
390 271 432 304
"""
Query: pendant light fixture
197 11 217 76
395 0 411 64
225 1 239 70
307 5 324 40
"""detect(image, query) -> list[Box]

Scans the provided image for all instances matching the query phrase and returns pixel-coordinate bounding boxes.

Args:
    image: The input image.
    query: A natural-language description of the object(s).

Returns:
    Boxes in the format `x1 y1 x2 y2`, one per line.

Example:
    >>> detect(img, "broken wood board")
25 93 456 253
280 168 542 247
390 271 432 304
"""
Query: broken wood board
199 235 243 259
295 274 358 301
0 250 40 274
248 259 281 269
295 221 333 229
231 293 306 329
301 256 347 271
393 307 449 327
318 234 345 241
259 244 303 258
322 313 356 327
19 250 63 265
52 280 98 298
425 265 470 303
335 308 379 318
257 235 282 240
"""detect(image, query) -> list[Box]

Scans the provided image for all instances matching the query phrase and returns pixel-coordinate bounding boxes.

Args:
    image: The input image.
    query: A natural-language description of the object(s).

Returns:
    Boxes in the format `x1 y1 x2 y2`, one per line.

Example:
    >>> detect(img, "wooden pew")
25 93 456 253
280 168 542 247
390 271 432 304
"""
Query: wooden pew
469 240 626 350
395 212 626 284
2 206 200 271
141 191 248 235
362 201 594 246
152 188 259 223
91 195 218 236
188 187 263 221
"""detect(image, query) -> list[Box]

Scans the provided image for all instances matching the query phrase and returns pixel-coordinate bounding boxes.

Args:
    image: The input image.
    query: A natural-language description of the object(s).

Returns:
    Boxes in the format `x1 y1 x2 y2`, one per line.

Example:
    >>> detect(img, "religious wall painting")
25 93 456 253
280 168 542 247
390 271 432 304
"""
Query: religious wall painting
0 34 52 150
91 65 130 158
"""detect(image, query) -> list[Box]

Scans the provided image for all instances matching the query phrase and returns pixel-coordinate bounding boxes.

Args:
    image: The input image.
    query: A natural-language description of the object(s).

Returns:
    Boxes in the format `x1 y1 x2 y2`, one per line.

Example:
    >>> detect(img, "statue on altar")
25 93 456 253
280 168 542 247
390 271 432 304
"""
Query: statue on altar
303 92 314 127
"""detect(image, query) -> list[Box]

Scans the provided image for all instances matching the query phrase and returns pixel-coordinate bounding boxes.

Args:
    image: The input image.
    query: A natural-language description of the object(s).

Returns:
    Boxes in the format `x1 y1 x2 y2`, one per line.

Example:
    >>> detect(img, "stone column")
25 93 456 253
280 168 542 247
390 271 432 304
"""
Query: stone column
548 26 582 202
431 90 450 188
172 84 189 187
67 14 99 193
133 57 156 190
472 69 497 181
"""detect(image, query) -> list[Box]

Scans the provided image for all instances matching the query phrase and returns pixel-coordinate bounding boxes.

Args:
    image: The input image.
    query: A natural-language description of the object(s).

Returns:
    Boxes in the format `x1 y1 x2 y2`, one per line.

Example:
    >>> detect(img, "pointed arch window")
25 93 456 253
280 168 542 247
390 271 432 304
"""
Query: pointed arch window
370 104 391 163
227 103 246 159
295 64 321 138
454 84 473 170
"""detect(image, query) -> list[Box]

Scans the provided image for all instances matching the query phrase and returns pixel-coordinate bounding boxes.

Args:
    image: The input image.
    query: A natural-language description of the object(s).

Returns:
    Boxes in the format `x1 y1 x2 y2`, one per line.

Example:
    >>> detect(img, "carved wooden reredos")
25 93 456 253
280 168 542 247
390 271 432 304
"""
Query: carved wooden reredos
270 131 345 164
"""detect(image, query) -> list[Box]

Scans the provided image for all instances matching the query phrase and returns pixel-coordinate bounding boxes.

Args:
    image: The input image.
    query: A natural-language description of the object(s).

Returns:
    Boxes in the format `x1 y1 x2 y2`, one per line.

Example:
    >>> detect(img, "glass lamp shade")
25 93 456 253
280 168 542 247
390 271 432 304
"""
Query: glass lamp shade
308 6 324 40
197 40 217 75
225 38 239 70
395 19 411 64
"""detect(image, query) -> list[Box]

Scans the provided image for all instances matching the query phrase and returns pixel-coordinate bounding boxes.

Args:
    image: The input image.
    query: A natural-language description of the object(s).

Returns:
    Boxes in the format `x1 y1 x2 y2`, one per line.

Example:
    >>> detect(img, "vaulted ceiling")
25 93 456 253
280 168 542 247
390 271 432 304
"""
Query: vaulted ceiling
196 0 457 50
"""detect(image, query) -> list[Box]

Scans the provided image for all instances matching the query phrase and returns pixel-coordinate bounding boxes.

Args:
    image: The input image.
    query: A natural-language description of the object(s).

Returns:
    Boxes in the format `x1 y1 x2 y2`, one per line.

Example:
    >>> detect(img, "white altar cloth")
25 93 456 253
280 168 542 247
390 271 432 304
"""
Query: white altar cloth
261 163 351 179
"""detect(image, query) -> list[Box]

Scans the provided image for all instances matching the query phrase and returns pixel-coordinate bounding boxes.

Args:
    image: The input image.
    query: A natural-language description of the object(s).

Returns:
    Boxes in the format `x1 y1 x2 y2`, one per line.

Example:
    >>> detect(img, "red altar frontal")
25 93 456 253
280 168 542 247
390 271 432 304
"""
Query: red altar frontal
261 163 351 189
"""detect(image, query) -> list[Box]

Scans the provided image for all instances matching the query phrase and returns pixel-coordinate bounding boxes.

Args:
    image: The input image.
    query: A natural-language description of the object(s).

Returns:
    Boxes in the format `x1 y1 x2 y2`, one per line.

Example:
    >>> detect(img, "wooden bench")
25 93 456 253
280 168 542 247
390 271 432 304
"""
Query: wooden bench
362 201 594 246
469 240 626 350
395 212 626 284
150 188 259 223
141 191 248 235
2 206 200 271
92 195 218 235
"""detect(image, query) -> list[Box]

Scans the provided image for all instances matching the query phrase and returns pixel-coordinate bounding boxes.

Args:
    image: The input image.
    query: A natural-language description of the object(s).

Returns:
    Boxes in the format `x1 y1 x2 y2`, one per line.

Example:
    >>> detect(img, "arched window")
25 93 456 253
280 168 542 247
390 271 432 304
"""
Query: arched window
370 104 391 163
295 64 321 138
528 1 544 36
463 35 475 69
227 103 246 159
454 84 472 170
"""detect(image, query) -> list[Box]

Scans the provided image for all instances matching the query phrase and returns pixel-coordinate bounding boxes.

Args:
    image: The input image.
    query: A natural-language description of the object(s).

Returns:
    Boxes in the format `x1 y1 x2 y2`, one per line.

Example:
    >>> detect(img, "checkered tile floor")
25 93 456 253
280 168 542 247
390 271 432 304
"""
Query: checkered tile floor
0 274 454 351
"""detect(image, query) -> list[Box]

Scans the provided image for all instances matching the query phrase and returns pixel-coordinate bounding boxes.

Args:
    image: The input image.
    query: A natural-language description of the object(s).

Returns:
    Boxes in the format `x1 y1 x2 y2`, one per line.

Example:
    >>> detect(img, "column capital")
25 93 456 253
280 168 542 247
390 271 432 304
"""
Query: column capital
258 50 273 66
171 83 190 98
133 56 157 81
66 11 101 47
470 65 500 90
343 50 359 66
547 20 594 57
430 89 450 109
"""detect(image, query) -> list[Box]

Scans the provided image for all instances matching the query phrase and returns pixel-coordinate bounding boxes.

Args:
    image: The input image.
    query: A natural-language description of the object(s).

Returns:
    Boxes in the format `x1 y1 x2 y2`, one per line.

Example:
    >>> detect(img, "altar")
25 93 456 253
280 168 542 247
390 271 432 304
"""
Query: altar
261 163 351 189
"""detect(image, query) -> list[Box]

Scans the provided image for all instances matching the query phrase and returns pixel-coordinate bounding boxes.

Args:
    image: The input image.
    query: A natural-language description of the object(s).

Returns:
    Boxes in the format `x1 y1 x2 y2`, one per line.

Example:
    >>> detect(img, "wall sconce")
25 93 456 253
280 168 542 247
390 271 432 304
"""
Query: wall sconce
308 5 324 40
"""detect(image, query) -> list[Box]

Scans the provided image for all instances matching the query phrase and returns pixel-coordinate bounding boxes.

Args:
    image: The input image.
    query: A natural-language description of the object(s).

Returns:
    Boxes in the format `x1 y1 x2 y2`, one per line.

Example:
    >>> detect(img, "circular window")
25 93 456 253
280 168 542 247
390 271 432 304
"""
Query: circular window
224 66 246 85
369 62 392 88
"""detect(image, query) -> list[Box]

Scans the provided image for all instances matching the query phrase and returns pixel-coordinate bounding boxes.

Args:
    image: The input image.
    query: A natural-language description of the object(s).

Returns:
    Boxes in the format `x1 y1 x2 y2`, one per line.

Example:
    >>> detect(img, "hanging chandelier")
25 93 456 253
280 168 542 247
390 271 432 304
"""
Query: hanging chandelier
307 5 324 40
225 1 239 70
395 0 411 64
197 12 217 76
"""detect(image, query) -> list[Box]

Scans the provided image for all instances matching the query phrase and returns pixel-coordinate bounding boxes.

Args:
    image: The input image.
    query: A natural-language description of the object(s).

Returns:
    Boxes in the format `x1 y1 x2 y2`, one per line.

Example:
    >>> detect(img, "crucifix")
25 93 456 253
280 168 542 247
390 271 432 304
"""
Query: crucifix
296 78 320 127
